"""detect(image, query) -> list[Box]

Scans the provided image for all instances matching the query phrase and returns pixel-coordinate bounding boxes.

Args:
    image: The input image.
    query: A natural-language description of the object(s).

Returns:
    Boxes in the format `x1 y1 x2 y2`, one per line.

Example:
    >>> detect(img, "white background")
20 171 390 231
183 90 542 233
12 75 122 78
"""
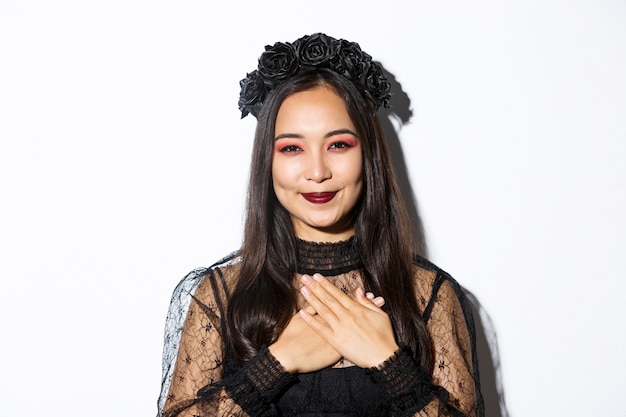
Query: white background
1 1 625 416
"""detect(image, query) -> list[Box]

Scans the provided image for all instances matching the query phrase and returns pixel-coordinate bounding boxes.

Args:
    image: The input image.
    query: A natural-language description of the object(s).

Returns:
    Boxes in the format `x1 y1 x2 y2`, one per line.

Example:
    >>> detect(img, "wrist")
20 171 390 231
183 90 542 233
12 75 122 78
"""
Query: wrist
366 344 434 410
225 346 297 413
369 343 400 369
268 341 296 373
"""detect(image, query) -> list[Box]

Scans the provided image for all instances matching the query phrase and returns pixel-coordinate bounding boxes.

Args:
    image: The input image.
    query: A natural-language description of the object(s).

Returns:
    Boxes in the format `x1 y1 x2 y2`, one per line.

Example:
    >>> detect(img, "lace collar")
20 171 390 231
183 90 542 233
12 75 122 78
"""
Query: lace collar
295 236 361 276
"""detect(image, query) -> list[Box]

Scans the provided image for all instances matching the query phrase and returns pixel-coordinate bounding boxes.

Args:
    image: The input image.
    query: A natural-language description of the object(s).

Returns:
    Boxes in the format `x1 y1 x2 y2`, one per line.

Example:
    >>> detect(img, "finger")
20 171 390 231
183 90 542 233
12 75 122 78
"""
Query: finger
301 304 317 315
365 291 385 307
300 276 341 322
372 296 385 307
355 287 385 311
301 274 351 313
309 273 356 309
298 308 333 338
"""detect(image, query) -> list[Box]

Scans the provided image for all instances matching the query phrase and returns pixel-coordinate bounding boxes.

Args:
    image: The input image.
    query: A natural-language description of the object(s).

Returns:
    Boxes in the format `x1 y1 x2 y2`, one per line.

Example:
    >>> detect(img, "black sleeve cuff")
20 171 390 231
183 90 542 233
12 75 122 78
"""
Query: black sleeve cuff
366 345 436 413
225 346 297 416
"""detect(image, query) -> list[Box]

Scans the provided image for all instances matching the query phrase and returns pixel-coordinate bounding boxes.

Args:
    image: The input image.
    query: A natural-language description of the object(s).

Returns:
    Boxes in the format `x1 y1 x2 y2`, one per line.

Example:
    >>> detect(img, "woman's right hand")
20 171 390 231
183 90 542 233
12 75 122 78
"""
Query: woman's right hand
268 290 385 374
269 312 341 373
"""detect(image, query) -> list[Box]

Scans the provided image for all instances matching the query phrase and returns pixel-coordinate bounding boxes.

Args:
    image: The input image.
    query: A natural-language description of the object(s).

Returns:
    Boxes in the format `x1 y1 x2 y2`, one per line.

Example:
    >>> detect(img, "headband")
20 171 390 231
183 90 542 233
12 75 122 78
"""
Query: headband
238 33 392 118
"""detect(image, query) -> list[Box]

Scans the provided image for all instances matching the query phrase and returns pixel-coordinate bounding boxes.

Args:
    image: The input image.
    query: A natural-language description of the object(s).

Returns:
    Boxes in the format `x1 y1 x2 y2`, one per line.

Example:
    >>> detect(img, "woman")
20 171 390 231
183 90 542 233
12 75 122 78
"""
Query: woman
157 33 484 417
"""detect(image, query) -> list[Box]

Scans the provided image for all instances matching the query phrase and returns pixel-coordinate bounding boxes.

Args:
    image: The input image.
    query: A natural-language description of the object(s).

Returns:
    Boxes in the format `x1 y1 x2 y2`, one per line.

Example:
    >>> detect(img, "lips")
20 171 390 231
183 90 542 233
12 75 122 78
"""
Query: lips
301 192 337 204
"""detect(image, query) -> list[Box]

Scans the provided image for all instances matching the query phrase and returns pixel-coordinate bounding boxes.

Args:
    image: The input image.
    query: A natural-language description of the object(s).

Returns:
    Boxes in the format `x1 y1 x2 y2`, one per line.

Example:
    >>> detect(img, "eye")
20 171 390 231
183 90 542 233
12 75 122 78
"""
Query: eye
278 144 303 153
328 140 354 150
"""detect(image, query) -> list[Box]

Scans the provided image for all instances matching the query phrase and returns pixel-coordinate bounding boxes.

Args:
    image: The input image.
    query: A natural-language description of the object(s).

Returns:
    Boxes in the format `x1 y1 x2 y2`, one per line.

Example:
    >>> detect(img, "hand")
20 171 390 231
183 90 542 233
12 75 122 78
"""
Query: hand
268 312 341 374
298 274 399 368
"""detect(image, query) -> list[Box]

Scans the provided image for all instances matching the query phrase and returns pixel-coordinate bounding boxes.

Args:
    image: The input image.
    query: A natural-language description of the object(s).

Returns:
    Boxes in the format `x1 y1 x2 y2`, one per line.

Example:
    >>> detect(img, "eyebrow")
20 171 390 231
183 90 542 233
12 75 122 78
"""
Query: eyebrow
274 129 359 141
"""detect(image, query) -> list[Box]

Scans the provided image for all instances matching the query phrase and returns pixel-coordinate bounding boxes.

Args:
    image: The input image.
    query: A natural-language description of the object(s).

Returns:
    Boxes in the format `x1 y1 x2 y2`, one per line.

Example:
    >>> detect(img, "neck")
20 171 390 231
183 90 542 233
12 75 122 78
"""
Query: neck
293 224 355 243
295 236 361 276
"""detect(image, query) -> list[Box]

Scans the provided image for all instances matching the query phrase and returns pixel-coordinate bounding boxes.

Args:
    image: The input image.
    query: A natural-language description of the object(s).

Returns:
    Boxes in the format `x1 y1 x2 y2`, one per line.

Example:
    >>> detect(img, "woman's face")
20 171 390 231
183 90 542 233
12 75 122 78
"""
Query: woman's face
272 86 363 242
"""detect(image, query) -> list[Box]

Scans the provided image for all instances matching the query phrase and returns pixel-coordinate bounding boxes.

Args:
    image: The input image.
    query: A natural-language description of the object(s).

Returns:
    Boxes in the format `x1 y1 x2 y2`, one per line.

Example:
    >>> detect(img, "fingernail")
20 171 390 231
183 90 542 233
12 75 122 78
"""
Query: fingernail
313 274 323 282
301 275 312 284
301 286 311 296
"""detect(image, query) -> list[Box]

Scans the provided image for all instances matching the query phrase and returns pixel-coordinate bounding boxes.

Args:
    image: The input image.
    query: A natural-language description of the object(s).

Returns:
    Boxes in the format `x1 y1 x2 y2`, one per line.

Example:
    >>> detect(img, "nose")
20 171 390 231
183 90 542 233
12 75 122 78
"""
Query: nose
305 152 331 183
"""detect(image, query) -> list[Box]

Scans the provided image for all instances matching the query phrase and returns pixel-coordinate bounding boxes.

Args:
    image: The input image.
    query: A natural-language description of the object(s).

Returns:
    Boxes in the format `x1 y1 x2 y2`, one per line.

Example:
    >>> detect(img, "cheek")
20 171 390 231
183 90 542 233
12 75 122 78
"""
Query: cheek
353 176 364 202
351 158 364 199
271 157 296 191
347 155 364 186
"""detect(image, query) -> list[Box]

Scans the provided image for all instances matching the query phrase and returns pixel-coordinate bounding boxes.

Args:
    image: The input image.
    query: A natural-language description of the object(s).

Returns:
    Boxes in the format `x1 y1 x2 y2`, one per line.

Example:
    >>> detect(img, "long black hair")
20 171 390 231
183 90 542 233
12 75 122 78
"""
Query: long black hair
226 68 433 372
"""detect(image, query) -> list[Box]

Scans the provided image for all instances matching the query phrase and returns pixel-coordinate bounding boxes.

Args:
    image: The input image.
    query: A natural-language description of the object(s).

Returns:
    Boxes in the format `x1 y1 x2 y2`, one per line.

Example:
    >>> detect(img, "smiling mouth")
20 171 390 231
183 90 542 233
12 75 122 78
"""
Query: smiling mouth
301 192 337 204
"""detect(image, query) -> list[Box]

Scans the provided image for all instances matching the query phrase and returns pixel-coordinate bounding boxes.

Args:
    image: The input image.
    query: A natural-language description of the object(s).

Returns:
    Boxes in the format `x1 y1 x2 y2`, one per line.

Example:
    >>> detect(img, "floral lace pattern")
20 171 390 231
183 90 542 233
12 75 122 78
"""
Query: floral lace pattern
157 241 484 417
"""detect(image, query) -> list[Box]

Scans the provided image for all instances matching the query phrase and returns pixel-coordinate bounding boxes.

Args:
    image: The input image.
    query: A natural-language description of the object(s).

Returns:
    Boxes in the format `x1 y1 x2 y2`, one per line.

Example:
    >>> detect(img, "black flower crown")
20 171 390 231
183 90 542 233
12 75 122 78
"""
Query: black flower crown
238 33 392 118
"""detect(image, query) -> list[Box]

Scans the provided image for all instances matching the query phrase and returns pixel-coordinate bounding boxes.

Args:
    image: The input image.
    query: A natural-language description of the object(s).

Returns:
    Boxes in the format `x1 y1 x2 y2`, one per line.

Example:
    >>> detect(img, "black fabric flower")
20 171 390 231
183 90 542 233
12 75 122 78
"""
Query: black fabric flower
238 33 392 118
257 42 299 85
360 63 392 109
295 33 337 66
331 39 371 81
238 70 266 118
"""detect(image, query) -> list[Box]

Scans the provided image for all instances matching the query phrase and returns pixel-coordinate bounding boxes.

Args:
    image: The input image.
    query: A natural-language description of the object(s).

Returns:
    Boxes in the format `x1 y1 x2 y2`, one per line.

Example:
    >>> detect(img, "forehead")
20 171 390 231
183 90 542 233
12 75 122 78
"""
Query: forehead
275 87 355 133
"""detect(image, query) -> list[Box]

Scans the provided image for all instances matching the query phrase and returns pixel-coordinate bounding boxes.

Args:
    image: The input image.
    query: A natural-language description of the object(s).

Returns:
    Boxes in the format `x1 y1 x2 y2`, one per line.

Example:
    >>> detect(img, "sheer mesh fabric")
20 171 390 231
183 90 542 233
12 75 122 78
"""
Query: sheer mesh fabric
157 239 484 417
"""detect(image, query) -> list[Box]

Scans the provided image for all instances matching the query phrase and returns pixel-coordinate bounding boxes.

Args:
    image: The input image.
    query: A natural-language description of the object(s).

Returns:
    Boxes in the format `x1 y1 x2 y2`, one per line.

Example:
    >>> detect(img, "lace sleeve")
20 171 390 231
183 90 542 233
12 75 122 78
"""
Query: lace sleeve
157 267 210 415
415 273 483 417
158 263 296 417
368 269 483 417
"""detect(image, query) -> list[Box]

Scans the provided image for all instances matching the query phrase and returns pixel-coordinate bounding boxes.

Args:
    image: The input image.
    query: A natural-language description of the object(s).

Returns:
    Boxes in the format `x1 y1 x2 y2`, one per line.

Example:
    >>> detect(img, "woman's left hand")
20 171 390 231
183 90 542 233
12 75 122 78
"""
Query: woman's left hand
298 273 399 368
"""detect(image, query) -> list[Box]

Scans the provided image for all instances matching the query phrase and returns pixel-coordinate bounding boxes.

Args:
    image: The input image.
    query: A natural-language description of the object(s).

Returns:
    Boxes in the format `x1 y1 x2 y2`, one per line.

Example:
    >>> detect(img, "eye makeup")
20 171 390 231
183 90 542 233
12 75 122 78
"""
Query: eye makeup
274 137 305 153
329 135 358 148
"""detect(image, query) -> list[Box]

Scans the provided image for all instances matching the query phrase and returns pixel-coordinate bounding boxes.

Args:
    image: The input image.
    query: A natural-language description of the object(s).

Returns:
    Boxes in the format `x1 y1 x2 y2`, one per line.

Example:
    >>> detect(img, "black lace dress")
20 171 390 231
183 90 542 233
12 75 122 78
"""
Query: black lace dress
157 238 484 417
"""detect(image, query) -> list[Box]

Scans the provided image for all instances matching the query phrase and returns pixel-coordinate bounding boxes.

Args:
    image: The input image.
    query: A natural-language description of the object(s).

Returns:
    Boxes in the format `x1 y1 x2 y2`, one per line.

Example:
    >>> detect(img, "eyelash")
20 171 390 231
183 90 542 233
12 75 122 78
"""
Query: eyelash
278 144 303 153
276 139 357 153
328 141 354 150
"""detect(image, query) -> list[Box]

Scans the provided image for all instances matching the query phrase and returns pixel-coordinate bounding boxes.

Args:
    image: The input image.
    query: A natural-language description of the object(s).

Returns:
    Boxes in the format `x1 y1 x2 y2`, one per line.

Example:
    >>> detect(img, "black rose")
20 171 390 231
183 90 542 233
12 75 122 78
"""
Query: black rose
360 62 392 109
332 39 370 80
296 33 337 66
238 70 267 118
257 42 299 85
239 33 391 118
